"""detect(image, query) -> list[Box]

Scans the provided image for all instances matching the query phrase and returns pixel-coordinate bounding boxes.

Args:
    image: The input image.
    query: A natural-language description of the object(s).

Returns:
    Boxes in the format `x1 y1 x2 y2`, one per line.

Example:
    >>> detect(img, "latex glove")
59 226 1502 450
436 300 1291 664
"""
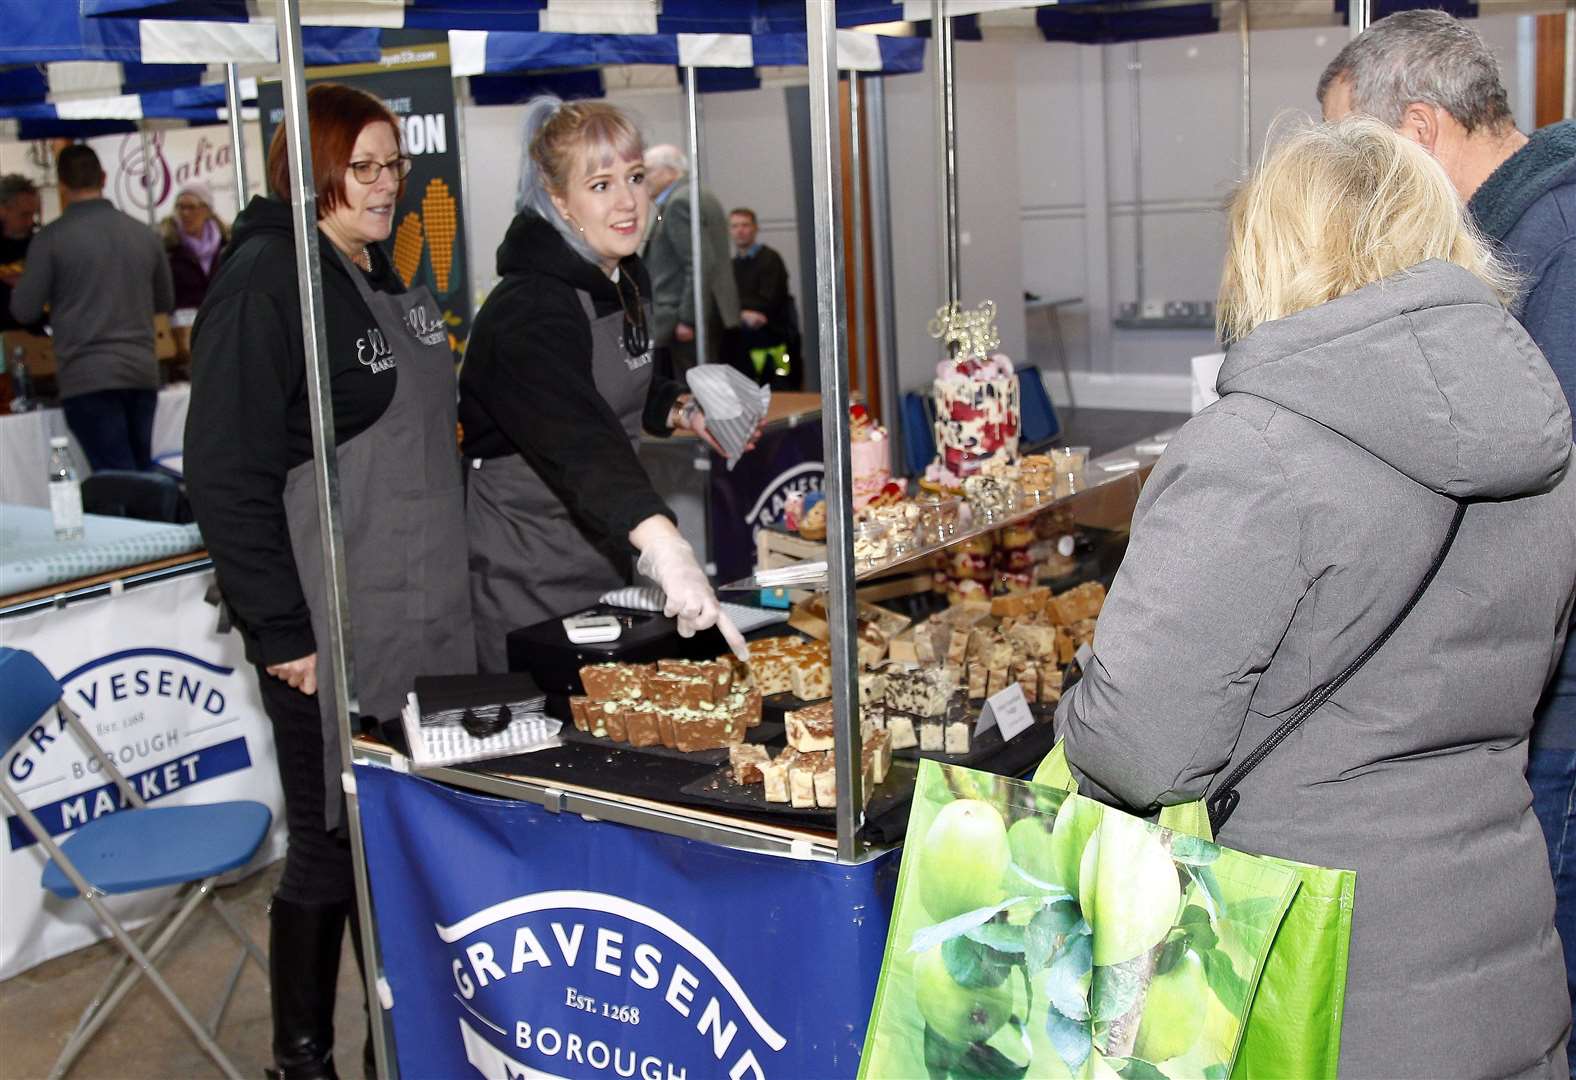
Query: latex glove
632 522 748 661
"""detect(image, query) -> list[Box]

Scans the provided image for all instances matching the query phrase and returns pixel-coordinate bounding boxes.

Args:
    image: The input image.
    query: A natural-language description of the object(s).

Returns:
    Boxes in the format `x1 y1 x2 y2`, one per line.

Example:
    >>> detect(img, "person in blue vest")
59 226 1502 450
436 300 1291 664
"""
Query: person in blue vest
1320 12 1576 1056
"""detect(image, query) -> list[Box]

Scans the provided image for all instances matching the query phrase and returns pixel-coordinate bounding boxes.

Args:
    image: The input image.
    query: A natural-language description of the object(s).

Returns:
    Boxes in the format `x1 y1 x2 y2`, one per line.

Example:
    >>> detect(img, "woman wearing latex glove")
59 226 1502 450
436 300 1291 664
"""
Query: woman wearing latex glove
461 97 755 670
631 517 747 659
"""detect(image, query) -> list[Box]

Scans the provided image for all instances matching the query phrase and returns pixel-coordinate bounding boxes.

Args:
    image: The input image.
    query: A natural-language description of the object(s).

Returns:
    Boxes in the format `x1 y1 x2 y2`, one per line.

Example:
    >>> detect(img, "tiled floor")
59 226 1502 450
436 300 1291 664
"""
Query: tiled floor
0 861 371 1080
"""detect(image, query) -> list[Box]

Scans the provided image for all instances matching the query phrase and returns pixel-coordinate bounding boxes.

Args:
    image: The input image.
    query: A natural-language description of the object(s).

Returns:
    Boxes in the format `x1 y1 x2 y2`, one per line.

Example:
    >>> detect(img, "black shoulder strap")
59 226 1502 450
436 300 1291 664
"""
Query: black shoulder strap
1206 498 1468 833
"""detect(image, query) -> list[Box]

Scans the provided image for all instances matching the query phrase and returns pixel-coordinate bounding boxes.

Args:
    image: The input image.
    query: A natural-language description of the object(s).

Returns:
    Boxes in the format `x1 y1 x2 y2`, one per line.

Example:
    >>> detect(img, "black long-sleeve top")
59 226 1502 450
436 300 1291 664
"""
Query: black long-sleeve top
184 196 404 667
732 243 793 332
459 212 683 544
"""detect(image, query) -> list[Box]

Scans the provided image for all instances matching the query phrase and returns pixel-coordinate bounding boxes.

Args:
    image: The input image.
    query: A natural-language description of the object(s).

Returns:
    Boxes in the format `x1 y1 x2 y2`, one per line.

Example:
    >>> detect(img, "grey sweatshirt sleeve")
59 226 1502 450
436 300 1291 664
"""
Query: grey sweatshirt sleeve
1057 408 1307 810
8 230 49 325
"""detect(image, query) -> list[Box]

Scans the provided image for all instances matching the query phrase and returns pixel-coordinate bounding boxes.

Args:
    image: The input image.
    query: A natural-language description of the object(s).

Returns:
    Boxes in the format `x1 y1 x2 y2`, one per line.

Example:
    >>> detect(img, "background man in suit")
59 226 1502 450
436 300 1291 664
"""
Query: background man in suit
641 144 739 373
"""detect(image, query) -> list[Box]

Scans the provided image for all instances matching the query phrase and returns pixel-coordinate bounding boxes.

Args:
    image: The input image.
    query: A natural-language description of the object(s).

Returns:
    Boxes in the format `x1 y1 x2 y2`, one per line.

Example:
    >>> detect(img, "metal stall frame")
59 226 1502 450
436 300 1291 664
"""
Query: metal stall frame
684 64 708 369
805 0 865 864
934 0 961 310
223 64 250 201
272 2 395 1076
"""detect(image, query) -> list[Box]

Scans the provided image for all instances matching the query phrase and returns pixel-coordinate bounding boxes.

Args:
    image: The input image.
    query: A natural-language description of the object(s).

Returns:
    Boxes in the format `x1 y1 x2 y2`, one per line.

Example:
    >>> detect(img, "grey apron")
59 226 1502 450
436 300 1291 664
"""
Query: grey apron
283 246 474 829
468 286 654 673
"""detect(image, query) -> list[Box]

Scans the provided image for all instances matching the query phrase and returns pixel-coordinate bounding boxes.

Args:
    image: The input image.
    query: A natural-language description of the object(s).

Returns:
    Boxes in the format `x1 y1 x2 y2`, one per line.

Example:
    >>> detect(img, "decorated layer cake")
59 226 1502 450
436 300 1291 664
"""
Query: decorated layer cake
923 301 1020 491
848 403 891 510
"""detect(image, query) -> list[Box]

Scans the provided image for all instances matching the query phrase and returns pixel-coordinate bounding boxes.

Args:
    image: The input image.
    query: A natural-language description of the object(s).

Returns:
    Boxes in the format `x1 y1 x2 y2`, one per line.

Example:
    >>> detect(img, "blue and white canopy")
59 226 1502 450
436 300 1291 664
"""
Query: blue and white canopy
450 29 926 78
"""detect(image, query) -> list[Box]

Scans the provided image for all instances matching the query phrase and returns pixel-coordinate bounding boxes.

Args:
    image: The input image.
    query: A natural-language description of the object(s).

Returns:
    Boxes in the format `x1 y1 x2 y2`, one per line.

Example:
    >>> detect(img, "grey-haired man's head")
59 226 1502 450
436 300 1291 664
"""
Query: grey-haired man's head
1317 9 1524 201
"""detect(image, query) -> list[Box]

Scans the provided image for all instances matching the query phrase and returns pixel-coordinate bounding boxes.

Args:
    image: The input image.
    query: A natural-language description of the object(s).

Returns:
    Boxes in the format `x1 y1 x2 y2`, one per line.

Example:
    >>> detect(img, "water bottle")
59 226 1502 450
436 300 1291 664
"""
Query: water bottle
9 345 31 413
49 436 84 541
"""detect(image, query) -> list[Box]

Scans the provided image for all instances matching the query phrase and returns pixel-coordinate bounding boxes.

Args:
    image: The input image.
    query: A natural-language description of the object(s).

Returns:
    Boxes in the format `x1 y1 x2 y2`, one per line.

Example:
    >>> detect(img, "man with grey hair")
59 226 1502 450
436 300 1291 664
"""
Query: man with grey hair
1322 7 1576 1048
0 173 41 332
641 143 739 372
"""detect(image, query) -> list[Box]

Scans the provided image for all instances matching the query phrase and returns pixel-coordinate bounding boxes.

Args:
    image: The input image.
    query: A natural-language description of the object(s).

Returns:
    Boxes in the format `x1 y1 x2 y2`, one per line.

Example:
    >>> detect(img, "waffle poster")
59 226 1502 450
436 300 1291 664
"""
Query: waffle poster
355 765 898 1079
260 42 472 351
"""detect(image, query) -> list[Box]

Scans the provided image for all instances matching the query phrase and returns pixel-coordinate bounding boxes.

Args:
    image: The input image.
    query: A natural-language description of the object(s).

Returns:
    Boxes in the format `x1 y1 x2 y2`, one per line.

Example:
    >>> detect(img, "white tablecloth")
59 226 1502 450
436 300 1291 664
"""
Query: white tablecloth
0 383 190 508
0 504 203 596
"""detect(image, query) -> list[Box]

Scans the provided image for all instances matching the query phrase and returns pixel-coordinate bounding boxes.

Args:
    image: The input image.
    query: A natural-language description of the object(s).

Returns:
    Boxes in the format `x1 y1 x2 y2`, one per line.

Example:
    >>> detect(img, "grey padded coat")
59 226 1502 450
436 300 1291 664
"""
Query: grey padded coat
1059 260 1576 1078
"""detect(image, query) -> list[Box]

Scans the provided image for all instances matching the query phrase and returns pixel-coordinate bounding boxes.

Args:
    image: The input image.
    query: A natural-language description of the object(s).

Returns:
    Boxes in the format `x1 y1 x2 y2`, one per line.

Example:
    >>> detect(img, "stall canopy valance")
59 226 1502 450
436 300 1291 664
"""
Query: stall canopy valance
77 0 915 33
451 29 927 77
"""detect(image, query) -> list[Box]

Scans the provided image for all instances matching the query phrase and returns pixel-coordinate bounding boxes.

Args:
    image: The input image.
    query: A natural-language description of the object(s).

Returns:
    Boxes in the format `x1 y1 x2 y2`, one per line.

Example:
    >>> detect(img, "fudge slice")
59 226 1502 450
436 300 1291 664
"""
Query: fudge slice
790 657 832 701
568 696 591 732
1007 623 1057 660
622 704 662 748
918 721 945 752
863 727 893 785
729 744 771 785
745 638 797 696
786 701 836 753
669 704 747 753
887 714 918 750
945 721 972 755
727 686 763 729
789 751 826 808
579 662 649 702
762 749 800 803
812 754 838 809
884 667 959 719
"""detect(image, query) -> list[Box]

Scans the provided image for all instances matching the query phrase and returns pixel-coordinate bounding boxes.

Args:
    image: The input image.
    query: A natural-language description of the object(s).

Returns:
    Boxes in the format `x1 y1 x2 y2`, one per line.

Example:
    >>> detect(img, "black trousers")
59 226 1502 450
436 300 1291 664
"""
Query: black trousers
61 387 157 472
254 666 355 906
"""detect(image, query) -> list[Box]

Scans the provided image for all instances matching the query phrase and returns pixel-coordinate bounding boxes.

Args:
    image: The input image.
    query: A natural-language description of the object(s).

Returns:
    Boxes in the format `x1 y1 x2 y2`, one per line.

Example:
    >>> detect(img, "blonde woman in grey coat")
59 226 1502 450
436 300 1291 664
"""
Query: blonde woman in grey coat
1059 117 1575 1078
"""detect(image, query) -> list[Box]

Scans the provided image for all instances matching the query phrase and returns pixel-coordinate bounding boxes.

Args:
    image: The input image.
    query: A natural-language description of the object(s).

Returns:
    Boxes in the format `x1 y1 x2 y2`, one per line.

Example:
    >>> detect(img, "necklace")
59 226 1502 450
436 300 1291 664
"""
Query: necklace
615 271 650 358
351 246 371 272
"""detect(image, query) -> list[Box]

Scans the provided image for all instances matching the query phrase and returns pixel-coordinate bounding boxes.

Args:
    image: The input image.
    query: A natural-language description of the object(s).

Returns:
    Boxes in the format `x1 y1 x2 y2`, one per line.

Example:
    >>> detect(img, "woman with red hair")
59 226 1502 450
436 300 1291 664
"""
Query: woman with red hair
185 83 474 1079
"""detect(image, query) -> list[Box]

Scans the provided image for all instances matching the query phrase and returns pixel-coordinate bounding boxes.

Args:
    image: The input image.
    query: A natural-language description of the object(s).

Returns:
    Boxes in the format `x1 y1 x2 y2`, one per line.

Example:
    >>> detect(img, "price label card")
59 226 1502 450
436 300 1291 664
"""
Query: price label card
976 683 1035 743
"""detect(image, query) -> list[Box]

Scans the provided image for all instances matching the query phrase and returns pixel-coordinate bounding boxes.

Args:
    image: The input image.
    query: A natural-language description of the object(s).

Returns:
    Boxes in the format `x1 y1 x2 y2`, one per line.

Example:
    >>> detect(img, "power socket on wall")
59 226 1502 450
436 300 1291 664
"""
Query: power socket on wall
1114 300 1216 330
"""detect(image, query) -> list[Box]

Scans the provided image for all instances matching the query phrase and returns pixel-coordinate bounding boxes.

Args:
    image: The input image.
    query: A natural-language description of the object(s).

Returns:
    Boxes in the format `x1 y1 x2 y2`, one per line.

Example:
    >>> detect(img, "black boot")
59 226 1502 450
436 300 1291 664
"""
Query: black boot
345 901 381 1078
265 896 347 1080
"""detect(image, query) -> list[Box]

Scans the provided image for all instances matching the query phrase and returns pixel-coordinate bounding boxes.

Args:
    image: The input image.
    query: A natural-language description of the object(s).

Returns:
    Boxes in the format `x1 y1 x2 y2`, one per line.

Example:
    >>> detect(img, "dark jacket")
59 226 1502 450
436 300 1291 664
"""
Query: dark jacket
459 211 683 544
733 243 796 340
1060 261 1575 1078
161 216 230 311
1469 119 1576 749
642 181 739 348
184 195 403 667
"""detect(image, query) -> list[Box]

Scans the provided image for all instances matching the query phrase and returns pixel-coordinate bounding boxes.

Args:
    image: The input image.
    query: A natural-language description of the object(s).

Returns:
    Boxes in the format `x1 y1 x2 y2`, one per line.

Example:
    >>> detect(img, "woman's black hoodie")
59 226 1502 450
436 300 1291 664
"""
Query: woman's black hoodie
184 195 407 667
459 211 683 545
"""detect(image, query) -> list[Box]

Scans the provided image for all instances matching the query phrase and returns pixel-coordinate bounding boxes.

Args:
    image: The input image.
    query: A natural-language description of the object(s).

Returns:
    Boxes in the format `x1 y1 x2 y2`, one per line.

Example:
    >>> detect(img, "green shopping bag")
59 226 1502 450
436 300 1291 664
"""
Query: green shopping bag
1029 744 1355 1079
860 755 1305 1080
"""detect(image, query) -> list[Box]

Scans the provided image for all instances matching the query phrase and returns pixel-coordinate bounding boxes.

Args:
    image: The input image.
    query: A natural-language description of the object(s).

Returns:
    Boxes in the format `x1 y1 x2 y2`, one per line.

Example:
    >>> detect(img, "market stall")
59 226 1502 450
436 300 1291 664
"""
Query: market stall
36 0 1491 1076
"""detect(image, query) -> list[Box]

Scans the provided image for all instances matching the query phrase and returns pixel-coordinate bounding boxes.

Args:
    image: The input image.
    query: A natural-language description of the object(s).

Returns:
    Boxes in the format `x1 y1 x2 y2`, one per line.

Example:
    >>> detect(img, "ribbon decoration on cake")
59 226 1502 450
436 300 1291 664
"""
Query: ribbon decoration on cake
685 364 772 469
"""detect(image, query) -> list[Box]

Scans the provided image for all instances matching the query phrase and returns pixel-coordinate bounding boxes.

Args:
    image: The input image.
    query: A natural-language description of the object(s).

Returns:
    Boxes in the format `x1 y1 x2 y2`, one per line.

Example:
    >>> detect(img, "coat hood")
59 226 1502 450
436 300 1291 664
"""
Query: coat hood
495 210 646 302
1217 260 1571 499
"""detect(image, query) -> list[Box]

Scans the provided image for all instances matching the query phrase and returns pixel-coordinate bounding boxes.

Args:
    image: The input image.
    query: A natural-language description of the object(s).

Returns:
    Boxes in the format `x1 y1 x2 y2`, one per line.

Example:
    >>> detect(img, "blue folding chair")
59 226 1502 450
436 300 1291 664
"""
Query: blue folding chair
0 647 271 1080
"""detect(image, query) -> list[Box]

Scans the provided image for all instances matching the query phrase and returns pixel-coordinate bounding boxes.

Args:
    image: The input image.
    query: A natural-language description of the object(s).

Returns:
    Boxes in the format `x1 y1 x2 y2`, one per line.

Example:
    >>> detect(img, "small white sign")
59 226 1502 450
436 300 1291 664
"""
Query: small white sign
1074 643 1094 673
976 683 1036 744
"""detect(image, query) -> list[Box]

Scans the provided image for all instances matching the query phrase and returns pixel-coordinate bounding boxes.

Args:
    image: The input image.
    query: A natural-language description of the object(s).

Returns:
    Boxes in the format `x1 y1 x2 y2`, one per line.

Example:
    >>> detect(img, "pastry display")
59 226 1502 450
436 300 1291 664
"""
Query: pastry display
798 492 828 541
928 352 1021 491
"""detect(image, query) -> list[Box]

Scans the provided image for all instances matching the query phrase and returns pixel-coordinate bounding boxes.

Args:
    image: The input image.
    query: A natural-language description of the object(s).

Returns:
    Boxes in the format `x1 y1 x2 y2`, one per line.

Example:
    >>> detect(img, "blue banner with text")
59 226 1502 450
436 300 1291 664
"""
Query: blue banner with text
355 766 897 1080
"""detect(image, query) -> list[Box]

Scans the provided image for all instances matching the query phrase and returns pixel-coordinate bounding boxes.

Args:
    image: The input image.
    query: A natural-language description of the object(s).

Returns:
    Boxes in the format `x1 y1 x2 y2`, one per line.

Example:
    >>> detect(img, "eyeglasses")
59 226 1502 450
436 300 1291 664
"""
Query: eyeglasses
347 156 413 184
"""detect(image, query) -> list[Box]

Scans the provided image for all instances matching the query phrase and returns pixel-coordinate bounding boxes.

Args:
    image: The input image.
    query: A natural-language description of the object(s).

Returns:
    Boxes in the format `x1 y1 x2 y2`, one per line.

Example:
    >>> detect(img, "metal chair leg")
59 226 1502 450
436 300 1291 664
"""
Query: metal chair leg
48 885 216 1079
56 898 184 1056
209 890 269 974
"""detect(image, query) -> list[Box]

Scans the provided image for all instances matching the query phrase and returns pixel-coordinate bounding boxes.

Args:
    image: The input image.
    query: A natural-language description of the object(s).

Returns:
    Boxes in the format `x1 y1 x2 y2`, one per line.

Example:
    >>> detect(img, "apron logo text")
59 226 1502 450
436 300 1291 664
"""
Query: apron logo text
358 327 397 373
625 350 653 373
407 305 448 348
